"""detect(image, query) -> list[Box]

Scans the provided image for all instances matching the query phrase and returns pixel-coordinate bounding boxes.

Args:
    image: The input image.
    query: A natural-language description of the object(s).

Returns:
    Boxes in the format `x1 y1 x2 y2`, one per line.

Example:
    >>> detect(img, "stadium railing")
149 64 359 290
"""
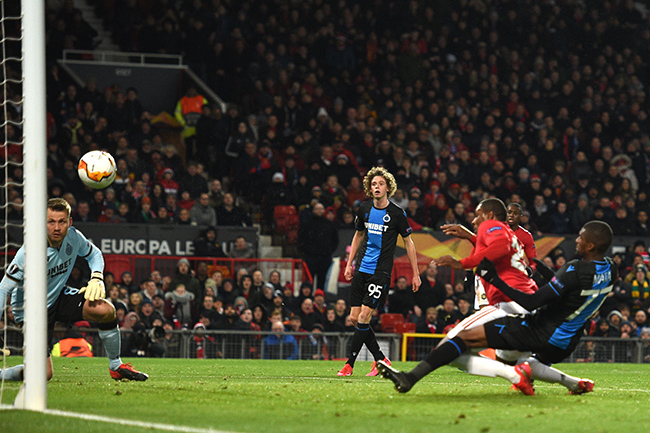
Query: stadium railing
2 326 647 363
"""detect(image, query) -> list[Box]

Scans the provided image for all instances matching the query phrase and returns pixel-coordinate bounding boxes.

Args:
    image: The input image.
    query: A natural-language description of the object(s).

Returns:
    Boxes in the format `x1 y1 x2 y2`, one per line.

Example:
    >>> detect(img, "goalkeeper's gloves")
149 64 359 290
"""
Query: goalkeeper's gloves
476 258 499 284
80 271 105 301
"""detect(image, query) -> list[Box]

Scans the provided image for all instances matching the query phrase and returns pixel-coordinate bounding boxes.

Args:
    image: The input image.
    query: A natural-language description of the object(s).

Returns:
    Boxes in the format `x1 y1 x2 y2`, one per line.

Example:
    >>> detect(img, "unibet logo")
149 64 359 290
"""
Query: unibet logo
365 222 388 235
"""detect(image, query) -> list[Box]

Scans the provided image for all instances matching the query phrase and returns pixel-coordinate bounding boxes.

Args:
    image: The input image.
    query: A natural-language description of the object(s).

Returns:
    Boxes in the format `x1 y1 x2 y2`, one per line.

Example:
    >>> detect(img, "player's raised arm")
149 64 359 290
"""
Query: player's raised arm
476 258 560 311
434 255 463 269
441 224 476 242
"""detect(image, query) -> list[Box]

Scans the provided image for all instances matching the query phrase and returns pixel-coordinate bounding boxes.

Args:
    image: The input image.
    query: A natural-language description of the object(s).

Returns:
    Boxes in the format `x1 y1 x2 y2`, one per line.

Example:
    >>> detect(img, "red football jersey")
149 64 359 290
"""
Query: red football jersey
460 220 537 304
514 225 537 269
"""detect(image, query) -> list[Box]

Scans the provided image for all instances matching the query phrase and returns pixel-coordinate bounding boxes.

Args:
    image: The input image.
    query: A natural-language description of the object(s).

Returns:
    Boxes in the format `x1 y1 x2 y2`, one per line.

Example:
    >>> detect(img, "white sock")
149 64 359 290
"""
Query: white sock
527 358 580 391
452 354 520 383
98 327 123 370
0 364 24 381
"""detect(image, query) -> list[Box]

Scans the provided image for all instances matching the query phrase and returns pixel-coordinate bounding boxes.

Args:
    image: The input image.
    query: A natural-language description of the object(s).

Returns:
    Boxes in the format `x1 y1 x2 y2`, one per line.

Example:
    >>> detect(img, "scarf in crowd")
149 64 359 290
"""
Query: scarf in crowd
631 280 649 300
166 290 195 324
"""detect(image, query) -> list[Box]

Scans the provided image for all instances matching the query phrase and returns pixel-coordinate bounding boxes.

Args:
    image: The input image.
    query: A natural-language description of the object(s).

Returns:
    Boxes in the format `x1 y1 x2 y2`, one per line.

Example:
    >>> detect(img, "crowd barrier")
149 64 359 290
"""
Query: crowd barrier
2 327 648 364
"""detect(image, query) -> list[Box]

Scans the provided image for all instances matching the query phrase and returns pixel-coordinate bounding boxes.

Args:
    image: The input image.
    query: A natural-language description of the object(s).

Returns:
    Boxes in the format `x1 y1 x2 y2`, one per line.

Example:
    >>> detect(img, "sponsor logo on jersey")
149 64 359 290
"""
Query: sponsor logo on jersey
365 221 388 235
48 258 73 279
487 226 503 233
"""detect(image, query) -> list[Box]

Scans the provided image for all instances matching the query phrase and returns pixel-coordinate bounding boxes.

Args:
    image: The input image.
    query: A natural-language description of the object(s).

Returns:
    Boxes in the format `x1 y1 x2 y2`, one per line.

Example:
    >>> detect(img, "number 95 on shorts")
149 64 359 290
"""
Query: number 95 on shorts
350 272 391 309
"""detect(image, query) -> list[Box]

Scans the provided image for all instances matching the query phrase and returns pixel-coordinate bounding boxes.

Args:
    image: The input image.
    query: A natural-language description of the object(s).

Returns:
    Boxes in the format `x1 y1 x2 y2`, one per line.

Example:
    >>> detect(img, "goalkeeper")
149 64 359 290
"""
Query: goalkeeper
0 198 147 382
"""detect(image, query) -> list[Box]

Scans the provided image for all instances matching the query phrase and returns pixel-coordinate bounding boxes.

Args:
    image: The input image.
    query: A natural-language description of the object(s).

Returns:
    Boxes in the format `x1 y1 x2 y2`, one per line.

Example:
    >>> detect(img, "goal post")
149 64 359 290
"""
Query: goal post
17 0 48 410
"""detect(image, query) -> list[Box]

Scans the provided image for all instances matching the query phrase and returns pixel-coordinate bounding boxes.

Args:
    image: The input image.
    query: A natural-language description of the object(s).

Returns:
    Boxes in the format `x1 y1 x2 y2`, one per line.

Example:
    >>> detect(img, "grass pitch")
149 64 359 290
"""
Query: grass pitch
1 357 649 433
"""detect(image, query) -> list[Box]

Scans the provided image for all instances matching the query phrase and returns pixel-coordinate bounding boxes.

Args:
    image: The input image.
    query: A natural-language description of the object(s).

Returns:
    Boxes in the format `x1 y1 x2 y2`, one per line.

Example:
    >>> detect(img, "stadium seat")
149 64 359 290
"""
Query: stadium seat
104 256 132 283
273 205 298 233
274 205 300 245
393 322 416 334
380 313 405 333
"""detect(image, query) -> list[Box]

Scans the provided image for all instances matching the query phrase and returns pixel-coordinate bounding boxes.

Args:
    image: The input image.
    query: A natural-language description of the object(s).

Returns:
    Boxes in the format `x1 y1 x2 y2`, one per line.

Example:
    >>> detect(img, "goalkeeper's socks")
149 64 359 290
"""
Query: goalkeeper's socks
346 323 371 368
0 364 24 381
409 337 467 382
98 325 122 371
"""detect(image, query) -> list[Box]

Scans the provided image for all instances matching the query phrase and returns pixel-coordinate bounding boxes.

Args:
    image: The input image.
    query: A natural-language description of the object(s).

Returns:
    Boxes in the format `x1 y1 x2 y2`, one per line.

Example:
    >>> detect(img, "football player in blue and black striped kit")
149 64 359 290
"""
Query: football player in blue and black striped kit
379 221 615 395
337 167 421 377
0 198 147 382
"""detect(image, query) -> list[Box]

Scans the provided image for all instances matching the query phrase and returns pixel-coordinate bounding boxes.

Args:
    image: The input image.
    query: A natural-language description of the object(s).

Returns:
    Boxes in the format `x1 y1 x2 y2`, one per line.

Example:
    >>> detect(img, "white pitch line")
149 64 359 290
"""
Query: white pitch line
0 407 240 433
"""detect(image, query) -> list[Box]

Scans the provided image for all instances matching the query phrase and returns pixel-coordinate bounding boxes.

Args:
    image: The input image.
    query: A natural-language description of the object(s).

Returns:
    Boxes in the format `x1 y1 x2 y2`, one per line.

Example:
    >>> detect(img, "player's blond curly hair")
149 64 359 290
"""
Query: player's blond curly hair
363 166 397 199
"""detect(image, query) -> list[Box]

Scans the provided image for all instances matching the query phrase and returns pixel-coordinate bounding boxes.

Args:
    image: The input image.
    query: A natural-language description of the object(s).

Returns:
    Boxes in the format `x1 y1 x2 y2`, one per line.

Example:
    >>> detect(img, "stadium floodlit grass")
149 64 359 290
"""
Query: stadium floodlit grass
1 357 650 433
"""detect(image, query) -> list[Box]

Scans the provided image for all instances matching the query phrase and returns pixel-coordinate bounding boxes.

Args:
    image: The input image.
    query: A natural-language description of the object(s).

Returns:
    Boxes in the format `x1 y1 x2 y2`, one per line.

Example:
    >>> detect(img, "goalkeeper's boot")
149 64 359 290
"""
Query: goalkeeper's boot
569 379 594 395
0 364 24 381
513 362 535 396
367 357 390 377
337 363 353 376
110 363 149 381
377 360 413 393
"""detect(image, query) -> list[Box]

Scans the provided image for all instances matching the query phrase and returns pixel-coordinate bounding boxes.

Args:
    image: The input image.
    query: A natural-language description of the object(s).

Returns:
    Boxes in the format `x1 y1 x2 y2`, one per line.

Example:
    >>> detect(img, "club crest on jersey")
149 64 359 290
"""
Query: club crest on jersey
487 226 503 233
66 243 73 255
383 214 391 223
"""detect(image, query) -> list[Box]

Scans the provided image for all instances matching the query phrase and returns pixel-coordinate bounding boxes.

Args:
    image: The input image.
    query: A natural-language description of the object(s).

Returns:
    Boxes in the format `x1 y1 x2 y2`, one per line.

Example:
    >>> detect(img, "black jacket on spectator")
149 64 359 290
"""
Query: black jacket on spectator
388 287 416 319
216 204 252 226
414 276 446 312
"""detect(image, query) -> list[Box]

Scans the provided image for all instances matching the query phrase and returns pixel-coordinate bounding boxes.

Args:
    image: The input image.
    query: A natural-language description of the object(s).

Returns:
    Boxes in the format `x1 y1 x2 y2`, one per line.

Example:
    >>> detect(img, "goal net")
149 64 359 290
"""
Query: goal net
1 0 48 410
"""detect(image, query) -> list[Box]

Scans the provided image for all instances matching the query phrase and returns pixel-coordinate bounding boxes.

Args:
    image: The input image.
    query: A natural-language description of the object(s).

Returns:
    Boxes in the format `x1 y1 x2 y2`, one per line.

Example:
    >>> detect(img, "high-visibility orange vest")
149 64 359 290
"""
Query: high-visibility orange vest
52 338 93 357
180 95 205 116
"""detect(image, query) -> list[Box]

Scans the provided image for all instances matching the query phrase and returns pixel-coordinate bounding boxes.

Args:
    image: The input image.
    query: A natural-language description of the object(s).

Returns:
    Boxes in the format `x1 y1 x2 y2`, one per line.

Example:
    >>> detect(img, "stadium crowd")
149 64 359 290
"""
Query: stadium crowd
2 1 650 359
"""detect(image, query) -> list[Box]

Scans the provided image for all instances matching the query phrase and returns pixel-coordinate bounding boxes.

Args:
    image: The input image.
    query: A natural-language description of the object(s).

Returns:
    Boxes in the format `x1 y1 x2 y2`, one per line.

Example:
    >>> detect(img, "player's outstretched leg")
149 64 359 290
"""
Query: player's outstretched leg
377 361 413 393
526 358 592 395
569 379 594 395
379 336 468 392
452 353 536 394
512 362 535 396
0 364 24 381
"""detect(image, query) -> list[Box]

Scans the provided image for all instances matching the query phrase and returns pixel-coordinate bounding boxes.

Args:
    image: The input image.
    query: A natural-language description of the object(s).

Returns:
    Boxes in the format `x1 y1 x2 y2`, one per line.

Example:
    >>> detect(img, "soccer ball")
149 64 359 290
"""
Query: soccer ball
78 150 117 189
